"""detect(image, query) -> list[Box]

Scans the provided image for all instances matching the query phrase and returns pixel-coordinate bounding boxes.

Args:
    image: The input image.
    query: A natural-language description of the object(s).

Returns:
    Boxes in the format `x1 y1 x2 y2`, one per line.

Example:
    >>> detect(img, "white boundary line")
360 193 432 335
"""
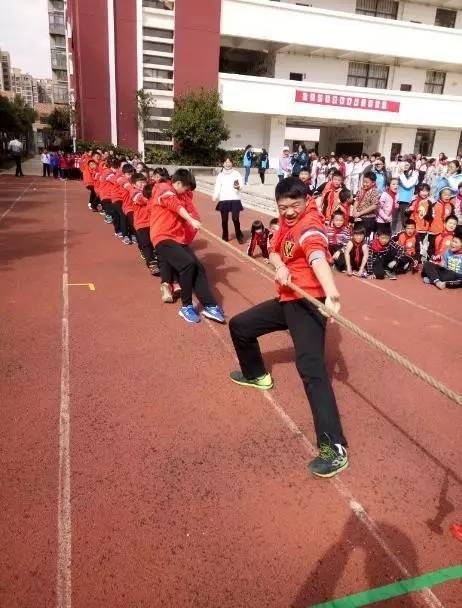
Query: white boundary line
57 182 72 608
0 180 35 223
202 317 444 608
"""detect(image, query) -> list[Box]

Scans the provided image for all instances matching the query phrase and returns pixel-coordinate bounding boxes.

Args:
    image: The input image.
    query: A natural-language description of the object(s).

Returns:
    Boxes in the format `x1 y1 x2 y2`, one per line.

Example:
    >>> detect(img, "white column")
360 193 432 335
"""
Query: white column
267 116 286 171
136 0 144 156
433 130 460 159
107 0 118 145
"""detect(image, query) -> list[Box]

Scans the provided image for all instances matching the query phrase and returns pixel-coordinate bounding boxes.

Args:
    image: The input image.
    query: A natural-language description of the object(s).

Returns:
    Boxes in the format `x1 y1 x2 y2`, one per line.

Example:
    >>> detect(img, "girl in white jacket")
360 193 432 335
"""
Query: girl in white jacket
213 158 244 243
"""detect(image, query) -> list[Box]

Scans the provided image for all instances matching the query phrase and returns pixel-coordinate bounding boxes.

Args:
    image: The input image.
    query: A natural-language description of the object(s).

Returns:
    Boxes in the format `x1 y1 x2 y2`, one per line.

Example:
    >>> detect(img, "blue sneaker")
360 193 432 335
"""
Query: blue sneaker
179 305 201 324
202 305 225 323
104 215 113 224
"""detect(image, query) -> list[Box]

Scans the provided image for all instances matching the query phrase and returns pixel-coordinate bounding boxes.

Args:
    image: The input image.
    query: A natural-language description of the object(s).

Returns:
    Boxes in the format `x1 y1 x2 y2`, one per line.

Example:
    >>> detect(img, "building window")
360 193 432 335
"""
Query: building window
424 71 446 95
149 107 173 117
400 84 412 91
143 81 174 91
143 26 173 39
144 118 171 129
144 130 171 142
143 41 173 54
49 13 64 25
289 72 303 81
347 62 389 89
143 68 173 79
434 8 457 28
143 54 173 67
414 129 435 156
355 0 398 20
390 142 402 159
143 0 174 10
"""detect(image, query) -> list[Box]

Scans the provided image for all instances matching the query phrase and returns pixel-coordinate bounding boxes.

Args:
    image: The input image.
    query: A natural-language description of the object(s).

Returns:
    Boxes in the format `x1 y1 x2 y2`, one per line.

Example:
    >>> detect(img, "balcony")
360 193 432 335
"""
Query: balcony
219 72 462 129
221 0 462 70
49 22 65 36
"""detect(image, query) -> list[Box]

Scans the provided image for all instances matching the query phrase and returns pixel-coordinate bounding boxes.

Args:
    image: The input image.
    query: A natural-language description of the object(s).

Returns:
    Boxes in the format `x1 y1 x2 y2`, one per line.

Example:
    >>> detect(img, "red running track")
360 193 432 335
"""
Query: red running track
0 175 461 608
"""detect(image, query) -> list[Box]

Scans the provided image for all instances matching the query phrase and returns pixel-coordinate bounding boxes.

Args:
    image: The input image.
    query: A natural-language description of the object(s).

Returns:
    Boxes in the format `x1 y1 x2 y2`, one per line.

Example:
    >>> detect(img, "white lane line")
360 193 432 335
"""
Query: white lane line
353 277 462 327
202 318 444 608
0 180 35 223
57 181 72 608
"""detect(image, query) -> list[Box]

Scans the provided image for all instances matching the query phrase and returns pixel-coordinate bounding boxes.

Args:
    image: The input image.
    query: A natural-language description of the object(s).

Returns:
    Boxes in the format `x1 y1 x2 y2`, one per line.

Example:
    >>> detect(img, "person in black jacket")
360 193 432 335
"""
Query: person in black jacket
258 149 269 184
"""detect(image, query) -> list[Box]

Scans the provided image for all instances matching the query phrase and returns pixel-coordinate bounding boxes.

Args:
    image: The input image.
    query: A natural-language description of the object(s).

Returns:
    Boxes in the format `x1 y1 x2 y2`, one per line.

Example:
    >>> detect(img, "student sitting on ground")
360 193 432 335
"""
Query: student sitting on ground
433 215 459 261
392 219 421 272
247 220 270 259
422 226 462 289
335 224 369 276
150 169 225 324
327 210 351 267
366 224 409 280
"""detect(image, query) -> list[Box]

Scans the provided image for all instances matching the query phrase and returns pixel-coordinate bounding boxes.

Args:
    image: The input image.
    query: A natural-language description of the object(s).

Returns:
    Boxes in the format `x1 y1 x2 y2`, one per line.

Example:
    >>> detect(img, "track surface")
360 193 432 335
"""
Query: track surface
0 175 461 608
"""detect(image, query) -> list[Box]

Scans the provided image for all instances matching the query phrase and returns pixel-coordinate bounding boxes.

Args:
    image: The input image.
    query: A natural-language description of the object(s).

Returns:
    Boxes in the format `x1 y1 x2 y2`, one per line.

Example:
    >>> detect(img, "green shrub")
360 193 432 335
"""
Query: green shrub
76 140 139 158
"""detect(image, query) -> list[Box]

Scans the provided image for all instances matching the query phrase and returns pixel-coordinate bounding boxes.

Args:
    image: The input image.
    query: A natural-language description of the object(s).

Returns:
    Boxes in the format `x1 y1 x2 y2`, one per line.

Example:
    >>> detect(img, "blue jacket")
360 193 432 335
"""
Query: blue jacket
373 169 387 193
398 172 418 204
442 249 462 275
243 150 253 168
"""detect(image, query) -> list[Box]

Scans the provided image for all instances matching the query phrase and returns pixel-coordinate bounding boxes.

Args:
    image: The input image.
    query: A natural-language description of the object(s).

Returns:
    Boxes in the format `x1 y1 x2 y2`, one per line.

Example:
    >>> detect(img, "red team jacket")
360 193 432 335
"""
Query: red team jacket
270 204 329 302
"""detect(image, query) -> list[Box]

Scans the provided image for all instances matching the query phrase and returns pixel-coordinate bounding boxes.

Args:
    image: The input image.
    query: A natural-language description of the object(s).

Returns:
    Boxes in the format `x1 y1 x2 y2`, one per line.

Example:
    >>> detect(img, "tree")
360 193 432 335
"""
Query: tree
47 106 71 131
168 88 229 163
136 89 155 131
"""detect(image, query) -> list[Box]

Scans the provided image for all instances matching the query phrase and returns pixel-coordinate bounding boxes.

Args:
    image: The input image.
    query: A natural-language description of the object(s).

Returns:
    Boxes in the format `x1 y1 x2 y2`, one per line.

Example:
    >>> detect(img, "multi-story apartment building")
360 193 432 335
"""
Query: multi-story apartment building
11 68 35 107
48 0 69 104
0 50 12 91
66 0 462 161
35 78 54 104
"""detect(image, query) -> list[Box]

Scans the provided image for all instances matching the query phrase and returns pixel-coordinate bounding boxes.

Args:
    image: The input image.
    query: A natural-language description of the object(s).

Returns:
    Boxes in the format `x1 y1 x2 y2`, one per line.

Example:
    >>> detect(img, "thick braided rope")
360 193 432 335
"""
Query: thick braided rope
200 225 462 407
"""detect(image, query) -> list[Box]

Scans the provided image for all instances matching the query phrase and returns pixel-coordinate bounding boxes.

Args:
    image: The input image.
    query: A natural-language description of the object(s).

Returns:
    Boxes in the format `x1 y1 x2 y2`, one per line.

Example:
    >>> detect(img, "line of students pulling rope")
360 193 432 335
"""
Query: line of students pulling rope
79 149 461 480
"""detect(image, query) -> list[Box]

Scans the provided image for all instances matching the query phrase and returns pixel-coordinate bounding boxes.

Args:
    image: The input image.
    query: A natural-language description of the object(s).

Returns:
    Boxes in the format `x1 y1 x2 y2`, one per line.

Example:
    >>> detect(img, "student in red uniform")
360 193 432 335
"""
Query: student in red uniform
99 158 116 225
150 169 225 324
321 170 344 223
228 177 348 478
107 158 130 242
428 186 454 258
247 220 270 259
130 173 160 276
335 224 369 276
83 158 98 211
433 215 458 260
407 183 432 244
392 219 421 272
118 163 137 245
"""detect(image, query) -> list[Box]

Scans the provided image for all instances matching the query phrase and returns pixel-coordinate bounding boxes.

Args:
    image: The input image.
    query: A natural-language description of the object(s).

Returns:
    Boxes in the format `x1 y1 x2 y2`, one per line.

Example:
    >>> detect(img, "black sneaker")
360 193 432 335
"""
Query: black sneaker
308 442 348 478
237 235 245 245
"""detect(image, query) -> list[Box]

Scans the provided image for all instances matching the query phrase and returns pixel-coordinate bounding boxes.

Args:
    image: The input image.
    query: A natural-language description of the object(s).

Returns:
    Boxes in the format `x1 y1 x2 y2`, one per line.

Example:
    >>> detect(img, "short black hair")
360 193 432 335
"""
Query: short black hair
171 168 195 189
418 183 431 192
405 219 416 227
275 177 307 202
339 189 352 204
363 171 377 182
122 163 135 174
333 209 345 217
331 169 343 179
377 224 392 236
299 166 310 174
352 225 366 236
131 172 147 184
143 183 153 198
454 226 462 240
269 217 279 227
445 214 458 223
111 158 121 169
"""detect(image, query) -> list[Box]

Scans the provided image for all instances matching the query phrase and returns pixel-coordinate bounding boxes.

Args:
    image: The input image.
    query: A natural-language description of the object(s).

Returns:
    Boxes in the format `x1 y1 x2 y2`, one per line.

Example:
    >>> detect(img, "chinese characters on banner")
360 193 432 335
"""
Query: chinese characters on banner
295 90 400 113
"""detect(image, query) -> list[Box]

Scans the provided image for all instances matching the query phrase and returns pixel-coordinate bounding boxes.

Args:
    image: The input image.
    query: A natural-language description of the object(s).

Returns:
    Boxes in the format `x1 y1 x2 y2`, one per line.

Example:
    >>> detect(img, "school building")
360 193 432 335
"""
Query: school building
66 0 462 164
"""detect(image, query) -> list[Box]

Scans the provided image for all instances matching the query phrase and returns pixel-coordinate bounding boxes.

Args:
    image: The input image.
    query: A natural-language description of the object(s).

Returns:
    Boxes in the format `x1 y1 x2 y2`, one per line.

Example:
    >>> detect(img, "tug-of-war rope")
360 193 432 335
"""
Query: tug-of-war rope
201 225 462 407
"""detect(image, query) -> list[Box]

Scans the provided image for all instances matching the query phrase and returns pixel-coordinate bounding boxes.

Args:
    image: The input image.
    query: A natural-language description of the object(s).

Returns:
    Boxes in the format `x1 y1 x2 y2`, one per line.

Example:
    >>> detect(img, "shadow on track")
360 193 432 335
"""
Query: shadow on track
291 511 420 608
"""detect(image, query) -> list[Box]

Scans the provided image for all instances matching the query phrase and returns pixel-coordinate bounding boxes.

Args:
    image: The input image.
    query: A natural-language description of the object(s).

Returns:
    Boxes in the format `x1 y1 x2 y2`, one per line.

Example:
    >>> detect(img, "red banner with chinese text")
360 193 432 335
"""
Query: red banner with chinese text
295 90 400 113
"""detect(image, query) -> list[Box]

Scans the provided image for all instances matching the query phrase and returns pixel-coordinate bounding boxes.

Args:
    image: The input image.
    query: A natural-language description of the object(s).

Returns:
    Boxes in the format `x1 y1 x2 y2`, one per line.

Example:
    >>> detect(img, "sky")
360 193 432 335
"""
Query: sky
0 0 52 79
